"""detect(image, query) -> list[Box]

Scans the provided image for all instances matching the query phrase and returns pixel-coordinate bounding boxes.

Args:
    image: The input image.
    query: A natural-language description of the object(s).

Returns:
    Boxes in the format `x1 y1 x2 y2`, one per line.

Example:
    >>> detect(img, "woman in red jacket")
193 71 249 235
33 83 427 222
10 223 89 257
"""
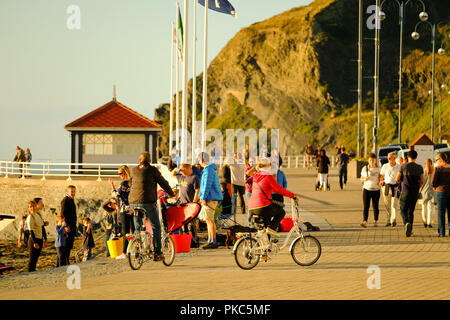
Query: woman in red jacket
248 157 297 233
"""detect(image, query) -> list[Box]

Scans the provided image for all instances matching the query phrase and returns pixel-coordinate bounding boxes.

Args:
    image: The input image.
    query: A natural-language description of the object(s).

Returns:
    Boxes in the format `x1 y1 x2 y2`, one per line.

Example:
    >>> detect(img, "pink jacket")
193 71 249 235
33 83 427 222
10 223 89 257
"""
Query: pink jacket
249 171 295 210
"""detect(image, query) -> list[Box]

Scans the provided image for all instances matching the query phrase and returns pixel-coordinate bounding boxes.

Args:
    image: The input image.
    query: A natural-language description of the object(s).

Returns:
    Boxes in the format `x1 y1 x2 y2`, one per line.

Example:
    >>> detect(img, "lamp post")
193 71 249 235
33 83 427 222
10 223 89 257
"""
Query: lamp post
438 83 447 144
357 0 363 158
412 20 449 143
373 0 381 161
379 0 427 144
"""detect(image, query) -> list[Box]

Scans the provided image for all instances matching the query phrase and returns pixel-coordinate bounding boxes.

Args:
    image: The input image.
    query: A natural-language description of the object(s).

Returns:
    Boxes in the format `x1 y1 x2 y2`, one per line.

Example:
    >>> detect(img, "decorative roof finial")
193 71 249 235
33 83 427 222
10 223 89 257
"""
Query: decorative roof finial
113 84 117 101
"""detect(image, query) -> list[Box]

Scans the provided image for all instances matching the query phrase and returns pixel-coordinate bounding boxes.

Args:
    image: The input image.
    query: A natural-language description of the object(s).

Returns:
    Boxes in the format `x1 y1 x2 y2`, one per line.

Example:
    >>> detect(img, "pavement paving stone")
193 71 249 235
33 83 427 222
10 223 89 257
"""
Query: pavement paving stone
1 167 450 300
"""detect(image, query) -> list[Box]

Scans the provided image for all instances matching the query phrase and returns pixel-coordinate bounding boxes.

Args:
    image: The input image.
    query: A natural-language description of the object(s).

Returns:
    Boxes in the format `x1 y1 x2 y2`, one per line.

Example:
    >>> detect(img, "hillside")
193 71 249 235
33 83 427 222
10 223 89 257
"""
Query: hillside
155 0 450 156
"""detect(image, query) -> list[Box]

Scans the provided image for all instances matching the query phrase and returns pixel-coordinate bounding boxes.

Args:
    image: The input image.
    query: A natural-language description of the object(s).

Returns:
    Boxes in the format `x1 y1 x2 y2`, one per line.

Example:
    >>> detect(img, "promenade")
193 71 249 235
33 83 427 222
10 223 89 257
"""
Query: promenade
1 167 450 300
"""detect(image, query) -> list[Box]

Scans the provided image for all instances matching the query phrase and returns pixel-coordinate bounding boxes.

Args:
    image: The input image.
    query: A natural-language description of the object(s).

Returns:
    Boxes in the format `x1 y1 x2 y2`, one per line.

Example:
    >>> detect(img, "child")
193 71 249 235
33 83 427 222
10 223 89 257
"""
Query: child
82 217 95 261
55 214 68 267
102 198 119 258
17 214 29 248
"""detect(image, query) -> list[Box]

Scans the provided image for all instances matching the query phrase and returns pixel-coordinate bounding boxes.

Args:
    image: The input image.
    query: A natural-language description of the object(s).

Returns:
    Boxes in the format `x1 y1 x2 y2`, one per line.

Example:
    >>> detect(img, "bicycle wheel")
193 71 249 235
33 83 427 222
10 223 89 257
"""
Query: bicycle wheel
290 235 321 266
233 237 260 270
128 238 144 270
162 235 175 267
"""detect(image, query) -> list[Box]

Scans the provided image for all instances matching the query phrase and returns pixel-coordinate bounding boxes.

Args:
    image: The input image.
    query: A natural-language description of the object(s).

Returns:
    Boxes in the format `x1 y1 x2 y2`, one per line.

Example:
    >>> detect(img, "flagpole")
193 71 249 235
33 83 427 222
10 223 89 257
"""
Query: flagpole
201 0 209 152
191 0 197 164
181 0 189 163
175 2 180 154
169 21 175 156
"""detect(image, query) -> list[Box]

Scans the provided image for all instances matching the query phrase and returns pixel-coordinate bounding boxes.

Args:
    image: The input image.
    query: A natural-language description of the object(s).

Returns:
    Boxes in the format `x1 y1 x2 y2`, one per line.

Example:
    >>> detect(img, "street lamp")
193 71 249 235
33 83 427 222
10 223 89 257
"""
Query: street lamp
379 0 427 144
438 83 447 143
412 20 450 143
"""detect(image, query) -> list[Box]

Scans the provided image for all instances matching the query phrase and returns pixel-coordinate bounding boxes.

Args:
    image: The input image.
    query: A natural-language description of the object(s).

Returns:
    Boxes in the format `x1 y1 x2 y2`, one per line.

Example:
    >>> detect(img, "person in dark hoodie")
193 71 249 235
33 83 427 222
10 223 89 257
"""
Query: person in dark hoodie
60 185 77 265
128 152 175 261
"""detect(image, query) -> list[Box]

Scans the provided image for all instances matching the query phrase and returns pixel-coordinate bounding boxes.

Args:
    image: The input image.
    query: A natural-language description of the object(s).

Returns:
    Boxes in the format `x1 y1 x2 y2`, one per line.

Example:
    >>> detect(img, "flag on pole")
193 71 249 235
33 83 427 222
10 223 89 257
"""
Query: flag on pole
198 0 237 18
177 5 184 62
178 6 184 45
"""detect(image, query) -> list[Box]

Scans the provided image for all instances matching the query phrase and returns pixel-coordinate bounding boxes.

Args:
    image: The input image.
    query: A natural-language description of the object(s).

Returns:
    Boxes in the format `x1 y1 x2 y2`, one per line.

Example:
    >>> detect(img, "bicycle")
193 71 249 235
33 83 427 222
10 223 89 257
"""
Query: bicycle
232 198 321 270
127 206 175 270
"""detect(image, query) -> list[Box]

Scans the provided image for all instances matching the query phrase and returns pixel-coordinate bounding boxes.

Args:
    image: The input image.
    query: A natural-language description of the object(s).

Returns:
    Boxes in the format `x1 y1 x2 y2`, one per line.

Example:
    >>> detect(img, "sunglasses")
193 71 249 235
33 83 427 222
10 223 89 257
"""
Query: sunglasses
436 158 442 161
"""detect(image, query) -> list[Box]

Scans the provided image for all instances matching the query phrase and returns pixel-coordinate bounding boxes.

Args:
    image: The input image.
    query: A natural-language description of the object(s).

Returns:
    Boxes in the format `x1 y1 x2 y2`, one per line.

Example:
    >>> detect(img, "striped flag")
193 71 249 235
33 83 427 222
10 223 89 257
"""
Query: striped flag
198 0 237 18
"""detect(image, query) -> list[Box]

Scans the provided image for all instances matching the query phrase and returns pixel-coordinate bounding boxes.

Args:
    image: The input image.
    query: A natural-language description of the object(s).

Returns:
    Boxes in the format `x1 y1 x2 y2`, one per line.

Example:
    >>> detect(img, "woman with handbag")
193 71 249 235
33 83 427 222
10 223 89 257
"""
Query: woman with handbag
248 157 297 234
360 153 381 228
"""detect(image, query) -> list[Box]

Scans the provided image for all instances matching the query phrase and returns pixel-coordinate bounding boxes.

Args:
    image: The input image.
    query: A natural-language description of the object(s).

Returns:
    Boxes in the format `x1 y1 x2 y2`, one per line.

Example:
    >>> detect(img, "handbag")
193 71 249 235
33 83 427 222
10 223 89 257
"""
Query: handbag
254 181 285 208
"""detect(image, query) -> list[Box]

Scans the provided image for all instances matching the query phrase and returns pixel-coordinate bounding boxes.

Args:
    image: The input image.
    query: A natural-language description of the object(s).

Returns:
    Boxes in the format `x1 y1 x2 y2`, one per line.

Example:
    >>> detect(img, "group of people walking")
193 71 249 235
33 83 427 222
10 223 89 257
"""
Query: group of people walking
305 143 350 191
360 150 450 238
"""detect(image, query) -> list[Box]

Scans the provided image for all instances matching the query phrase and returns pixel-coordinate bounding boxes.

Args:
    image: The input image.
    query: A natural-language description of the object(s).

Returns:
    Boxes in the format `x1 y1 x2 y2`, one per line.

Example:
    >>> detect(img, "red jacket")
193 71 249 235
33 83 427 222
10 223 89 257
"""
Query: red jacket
249 171 295 210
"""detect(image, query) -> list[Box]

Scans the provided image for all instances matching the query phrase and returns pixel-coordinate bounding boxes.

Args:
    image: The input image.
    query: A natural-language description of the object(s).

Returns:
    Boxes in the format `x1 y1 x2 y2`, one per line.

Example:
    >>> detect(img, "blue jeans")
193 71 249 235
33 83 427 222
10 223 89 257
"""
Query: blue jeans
130 203 162 255
245 191 253 226
436 191 450 236
105 233 111 257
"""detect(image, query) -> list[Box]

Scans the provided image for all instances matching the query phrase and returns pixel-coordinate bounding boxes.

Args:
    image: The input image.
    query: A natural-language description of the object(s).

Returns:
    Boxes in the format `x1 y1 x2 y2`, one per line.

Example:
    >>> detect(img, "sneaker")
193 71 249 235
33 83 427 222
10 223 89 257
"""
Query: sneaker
385 222 391 227
115 254 127 260
424 223 428 228
405 223 412 237
392 221 397 227
153 253 164 261
428 224 432 228
360 221 368 228
202 243 218 250
374 221 378 227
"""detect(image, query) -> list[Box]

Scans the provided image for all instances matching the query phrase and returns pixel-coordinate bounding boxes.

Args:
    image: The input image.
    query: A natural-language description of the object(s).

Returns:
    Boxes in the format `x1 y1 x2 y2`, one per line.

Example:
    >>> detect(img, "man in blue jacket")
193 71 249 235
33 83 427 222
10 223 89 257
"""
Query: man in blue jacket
197 152 223 249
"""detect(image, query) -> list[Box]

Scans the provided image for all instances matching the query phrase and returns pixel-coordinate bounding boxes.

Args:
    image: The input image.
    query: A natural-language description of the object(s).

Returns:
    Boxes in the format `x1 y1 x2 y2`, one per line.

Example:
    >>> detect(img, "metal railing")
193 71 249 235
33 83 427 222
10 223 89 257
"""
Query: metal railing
280 155 336 169
0 160 172 182
0 156 337 181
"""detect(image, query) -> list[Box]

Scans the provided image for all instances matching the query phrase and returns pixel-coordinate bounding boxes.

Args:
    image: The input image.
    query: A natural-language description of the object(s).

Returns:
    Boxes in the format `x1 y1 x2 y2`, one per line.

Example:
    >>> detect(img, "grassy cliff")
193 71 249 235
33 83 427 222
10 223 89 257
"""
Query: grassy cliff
155 0 450 156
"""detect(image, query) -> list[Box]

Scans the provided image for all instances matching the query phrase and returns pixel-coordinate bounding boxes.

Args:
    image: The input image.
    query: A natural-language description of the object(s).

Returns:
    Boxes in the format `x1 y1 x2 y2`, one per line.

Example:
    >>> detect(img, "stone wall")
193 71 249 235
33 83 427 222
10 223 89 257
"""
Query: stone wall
0 165 178 240
0 178 116 240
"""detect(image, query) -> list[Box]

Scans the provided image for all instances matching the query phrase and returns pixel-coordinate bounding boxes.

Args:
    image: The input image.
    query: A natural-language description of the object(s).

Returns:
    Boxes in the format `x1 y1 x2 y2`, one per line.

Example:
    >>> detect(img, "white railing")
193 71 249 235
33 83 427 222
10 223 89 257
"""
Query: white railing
0 161 176 185
280 155 336 169
0 156 337 181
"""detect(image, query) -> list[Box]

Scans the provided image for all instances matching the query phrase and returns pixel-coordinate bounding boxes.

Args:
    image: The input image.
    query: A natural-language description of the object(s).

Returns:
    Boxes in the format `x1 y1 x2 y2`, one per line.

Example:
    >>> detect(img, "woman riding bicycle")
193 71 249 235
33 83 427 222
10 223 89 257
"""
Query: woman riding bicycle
248 157 297 234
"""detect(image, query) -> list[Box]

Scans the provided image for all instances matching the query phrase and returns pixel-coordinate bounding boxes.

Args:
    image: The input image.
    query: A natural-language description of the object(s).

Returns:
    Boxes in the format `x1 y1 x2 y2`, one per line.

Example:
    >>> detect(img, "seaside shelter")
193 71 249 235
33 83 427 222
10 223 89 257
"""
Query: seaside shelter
409 133 434 167
64 97 162 166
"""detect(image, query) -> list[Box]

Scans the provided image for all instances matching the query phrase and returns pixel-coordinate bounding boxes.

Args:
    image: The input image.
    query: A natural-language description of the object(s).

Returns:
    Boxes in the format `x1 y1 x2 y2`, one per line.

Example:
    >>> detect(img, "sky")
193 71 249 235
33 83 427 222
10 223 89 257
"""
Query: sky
0 0 313 161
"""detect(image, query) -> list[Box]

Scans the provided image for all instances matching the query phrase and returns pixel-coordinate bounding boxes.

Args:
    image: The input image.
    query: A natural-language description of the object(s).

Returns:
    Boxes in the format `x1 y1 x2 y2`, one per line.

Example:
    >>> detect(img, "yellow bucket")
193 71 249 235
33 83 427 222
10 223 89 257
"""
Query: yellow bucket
107 236 123 259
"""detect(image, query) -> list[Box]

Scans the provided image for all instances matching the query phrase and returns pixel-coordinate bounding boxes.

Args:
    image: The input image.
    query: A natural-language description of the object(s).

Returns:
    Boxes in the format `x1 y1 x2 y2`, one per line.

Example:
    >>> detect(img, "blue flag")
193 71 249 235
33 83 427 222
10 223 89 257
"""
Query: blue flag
198 0 237 18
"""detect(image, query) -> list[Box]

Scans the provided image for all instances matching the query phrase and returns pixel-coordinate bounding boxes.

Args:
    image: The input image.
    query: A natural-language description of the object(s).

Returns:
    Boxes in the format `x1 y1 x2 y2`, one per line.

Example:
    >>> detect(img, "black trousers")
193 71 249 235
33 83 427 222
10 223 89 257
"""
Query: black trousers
28 238 43 272
399 192 419 226
56 246 66 267
363 189 380 222
232 184 246 214
339 167 348 189
64 233 75 265
119 212 135 254
249 204 286 230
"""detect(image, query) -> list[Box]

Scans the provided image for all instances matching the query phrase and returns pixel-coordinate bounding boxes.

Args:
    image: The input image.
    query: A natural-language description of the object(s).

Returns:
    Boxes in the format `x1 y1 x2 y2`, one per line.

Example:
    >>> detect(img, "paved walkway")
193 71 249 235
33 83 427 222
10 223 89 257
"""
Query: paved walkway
1 168 450 300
